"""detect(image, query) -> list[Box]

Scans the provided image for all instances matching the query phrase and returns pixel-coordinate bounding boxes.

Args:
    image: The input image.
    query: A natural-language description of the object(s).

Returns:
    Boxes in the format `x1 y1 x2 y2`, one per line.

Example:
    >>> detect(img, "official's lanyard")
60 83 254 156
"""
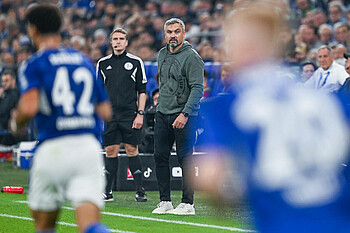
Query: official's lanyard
318 71 330 87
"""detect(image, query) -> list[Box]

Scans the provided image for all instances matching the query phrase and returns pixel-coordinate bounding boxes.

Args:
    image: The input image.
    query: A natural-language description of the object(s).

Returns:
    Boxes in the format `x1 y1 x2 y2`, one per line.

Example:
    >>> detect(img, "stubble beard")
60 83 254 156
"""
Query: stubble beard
169 38 179 49
169 43 179 49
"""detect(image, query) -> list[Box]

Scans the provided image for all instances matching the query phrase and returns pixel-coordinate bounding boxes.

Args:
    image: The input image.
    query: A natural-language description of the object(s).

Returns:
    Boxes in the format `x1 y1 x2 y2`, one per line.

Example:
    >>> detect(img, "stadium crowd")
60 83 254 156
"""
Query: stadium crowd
2 0 350 145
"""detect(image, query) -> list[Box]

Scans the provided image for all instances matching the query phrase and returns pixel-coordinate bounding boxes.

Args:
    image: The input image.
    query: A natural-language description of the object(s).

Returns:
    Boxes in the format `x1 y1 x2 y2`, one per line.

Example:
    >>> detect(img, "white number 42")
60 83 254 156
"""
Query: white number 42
52 67 94 115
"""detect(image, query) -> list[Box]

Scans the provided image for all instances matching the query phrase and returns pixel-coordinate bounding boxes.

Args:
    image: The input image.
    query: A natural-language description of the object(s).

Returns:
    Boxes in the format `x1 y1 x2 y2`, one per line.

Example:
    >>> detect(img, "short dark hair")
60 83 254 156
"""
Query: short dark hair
25 4 62 35
300 60 317 71
2 70 16 79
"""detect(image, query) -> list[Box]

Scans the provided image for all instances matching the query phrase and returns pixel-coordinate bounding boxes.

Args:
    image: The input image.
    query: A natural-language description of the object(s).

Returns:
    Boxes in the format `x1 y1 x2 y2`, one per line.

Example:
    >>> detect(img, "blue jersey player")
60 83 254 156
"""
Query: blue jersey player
196 3 350 233
10 4 112 233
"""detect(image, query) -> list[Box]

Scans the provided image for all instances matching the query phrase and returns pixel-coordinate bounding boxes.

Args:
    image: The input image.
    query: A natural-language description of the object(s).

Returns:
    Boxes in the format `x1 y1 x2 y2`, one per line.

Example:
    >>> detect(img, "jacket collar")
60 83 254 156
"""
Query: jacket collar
112 50 127 58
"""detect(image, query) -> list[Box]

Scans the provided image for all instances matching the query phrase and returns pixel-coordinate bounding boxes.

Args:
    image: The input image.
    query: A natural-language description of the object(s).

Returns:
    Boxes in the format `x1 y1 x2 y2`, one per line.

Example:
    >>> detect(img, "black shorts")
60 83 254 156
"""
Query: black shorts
103 119 141 147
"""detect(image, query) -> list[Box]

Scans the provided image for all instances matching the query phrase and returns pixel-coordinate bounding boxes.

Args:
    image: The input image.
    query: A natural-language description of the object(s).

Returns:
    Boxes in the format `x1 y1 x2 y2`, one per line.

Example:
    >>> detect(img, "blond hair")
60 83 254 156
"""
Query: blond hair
109 28 128 41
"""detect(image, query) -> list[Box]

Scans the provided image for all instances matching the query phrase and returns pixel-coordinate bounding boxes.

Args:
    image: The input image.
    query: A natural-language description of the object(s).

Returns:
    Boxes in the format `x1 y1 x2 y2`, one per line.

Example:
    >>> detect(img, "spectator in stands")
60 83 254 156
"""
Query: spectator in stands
300 60 317 82
212 46 227 63
134 44 156 62
185 18 201 47
318 23 333 45
93 28 109 56
312 8 328 29
300 10 314 27
6 22 20 44
337 52 350 93
160 1 173 18
203 69 211 98
304 45 348 92
70 35 86 52
15 46 31 66
0 70 19 145
296 0 314 17
333 43 347 66
138 31 157 49
145 1 160 17
334 22 350 49
90 47 103 65
298 24 322 50
0 50 16 73
330 42 338 54
0 39 10 53
0 14 7 40
18 35 31 47
328 1 346 26
102 13 115 36
198 41 214 62
295 42 308 63
151 16 165 50
220 63 233 93
346 9 350 27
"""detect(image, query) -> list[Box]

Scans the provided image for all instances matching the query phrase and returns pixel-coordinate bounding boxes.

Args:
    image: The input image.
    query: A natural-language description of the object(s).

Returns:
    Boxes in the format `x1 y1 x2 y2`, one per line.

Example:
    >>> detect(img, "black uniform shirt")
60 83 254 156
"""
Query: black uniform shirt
96 51 147 120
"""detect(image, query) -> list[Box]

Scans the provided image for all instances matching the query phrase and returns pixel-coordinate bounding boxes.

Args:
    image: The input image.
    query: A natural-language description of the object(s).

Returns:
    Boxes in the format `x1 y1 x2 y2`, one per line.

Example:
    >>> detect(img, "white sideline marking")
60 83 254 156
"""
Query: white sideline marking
98 210 256 232
15 201 256 232
0 213 134 233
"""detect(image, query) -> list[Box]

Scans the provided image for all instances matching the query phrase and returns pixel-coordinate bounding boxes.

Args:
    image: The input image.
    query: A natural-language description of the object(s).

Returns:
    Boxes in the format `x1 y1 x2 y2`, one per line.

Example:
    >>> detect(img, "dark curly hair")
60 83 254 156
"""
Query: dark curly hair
25 3 62 35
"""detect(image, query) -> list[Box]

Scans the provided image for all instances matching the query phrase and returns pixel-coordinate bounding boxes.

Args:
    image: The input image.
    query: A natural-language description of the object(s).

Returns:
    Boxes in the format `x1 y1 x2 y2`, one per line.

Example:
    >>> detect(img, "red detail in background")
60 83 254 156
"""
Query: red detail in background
127 168 134 178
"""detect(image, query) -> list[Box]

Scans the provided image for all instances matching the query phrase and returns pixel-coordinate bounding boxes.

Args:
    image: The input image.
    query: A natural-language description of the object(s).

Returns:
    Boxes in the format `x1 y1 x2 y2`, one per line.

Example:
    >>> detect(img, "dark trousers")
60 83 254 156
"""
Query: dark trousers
154 112 197 204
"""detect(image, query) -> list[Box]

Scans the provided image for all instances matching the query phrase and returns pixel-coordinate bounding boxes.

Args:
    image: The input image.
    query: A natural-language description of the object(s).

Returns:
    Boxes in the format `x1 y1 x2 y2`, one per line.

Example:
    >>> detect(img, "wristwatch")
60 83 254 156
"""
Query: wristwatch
182 112 189 117
137 110 145 115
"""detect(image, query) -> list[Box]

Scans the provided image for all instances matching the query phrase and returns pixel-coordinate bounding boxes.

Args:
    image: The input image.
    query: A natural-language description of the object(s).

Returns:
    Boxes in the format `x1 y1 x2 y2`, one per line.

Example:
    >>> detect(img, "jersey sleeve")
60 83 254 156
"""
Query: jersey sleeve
90 57 108 104
182 53 204 115
85 58 107 104
94 74 109 104
136 59 147 94
95 59 106 84
18 59 41 94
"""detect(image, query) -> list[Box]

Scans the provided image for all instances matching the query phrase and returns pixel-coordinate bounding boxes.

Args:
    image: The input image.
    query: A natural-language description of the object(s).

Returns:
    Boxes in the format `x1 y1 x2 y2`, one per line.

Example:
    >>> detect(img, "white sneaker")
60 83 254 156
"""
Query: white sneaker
152 201 174 214
168 203 195 215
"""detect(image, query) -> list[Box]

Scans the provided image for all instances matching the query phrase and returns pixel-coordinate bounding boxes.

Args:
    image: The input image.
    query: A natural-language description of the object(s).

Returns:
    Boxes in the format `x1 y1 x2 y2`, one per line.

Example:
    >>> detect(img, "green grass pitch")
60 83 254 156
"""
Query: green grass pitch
0 162 254 233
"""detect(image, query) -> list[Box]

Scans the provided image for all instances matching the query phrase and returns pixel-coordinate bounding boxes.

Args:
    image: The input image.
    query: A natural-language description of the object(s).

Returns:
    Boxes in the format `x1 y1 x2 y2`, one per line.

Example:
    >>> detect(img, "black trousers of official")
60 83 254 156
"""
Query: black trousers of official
154 112 197 204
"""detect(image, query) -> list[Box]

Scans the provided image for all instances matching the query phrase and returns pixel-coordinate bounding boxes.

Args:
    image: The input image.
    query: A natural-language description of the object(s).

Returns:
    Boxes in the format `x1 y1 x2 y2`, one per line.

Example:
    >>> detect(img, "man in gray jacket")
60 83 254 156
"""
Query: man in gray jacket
152 18 204 215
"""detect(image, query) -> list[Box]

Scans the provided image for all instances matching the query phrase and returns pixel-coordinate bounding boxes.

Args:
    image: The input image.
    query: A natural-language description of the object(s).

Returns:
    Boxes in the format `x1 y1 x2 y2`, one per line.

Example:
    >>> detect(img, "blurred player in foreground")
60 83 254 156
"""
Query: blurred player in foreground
196 2 350 233
11 4 111 233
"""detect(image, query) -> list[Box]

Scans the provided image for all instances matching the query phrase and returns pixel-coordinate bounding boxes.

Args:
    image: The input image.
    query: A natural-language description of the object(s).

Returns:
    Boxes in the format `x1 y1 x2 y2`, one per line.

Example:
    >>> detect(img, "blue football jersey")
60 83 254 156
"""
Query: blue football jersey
200 63 350 233
18 47 109 142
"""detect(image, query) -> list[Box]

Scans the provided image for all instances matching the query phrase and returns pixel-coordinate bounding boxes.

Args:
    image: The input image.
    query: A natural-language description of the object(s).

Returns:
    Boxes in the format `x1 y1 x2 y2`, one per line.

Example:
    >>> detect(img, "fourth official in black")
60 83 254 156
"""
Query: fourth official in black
96 28 148 202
